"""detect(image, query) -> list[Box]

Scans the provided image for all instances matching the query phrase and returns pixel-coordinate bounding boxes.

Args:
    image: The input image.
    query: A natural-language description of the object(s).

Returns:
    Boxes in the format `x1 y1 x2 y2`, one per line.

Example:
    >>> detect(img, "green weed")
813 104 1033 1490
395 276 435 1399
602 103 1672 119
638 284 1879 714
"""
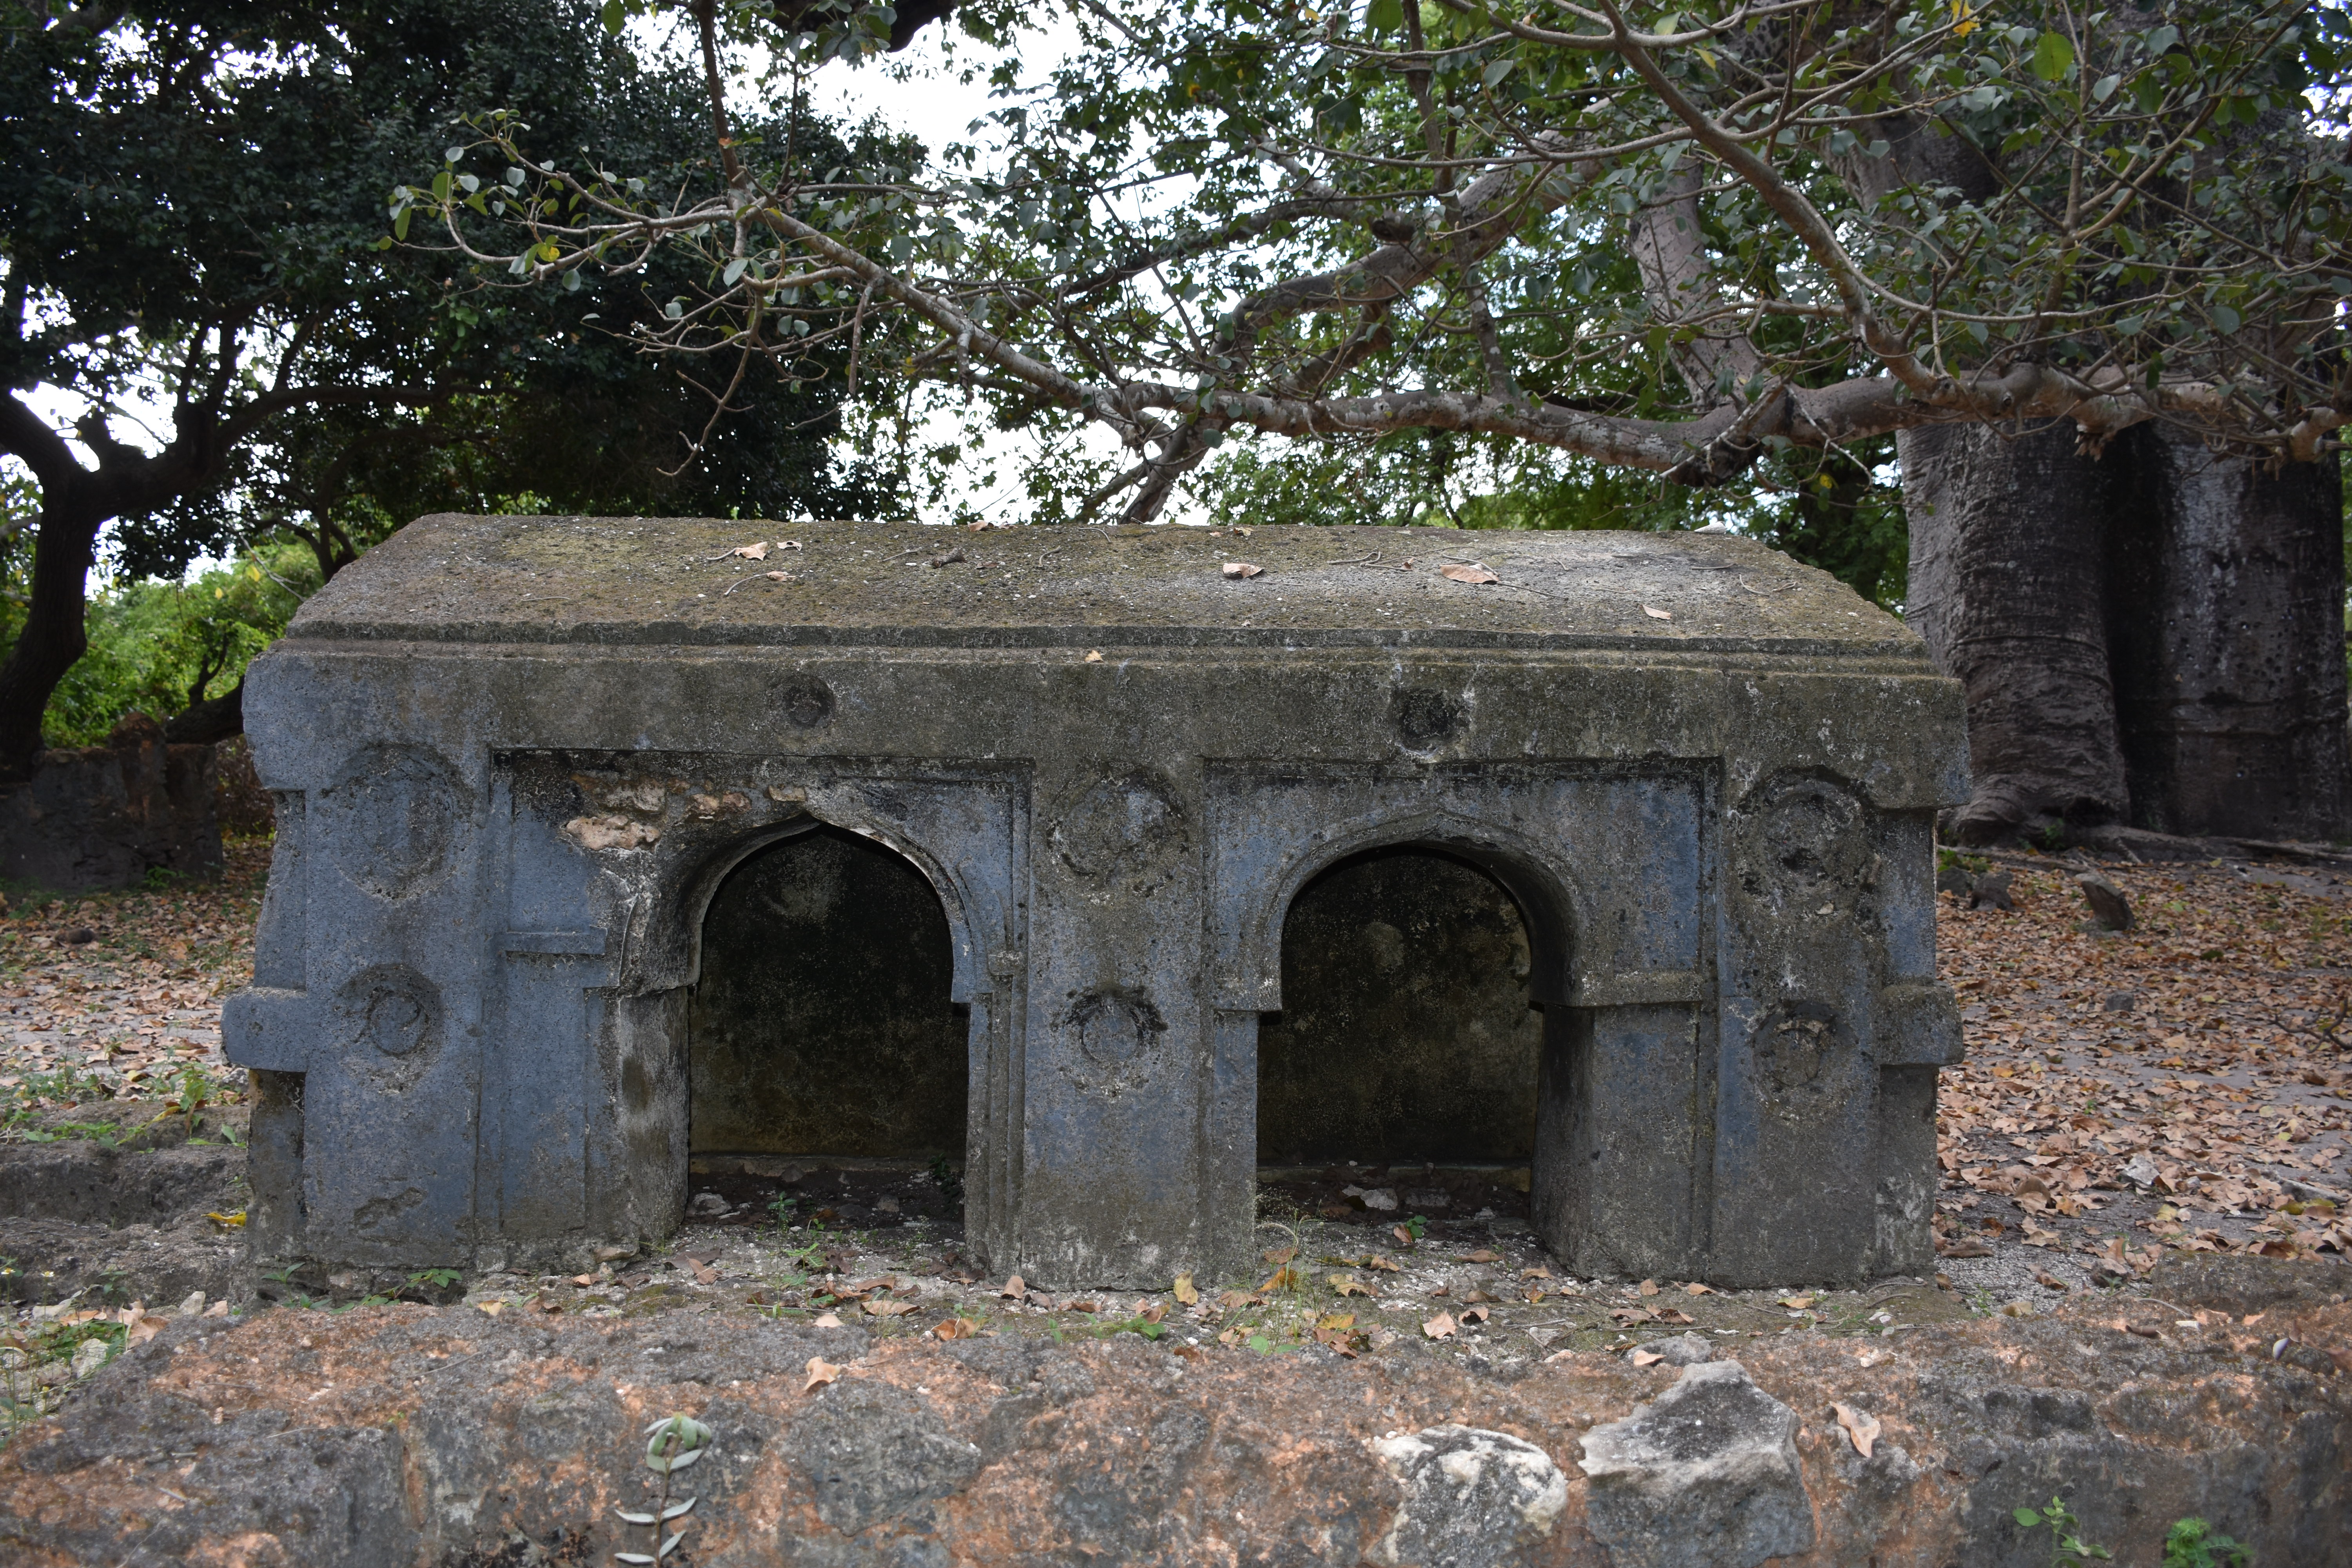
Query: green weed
2013 1495 2112 1565
2162 1518 2251 1568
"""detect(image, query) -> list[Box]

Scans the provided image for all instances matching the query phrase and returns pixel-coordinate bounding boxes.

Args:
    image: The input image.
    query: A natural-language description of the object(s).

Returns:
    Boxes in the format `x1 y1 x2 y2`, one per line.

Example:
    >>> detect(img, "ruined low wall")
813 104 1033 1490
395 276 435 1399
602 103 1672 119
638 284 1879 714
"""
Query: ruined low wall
0 716 221 893
2 1260 2345 1567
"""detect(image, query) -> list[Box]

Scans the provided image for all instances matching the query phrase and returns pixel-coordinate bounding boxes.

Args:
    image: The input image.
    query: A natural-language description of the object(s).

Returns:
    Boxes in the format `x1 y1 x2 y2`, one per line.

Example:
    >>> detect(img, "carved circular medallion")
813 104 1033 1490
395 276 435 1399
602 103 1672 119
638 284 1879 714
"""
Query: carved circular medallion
317 744 466 900
776 677 836 730
1750 1002 1855 1126
1390 687 1468 750
1051 769 1186 883
335 964 442 1091
1060 988 1167 1095
1735 773 1873 903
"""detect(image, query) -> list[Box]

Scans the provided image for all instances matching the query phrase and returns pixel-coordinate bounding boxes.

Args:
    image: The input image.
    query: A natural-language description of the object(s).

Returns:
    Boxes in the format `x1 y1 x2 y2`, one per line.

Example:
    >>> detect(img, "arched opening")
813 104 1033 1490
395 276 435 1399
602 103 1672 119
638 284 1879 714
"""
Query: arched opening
1257 844 1547 1234
686 825 967 1232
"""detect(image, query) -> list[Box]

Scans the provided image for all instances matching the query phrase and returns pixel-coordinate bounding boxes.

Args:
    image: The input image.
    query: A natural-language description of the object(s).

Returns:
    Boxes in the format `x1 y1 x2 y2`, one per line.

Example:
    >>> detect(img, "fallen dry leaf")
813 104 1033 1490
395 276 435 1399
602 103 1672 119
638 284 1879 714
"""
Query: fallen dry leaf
1222 561 1263 579
931 1317 984 1340
1459 1307 1490 1325
1637 1279 1660 1297
690 1262 718 1285
1000 1275 1027 1301
1630 1349 1664 1367
811 1312 843 1328
803 1357 842 1392
1421 1312 1457 1340
477 1301 505 1317
1465 1249 1503 1263
125 1314 169 1346
571 1274 597 1287
1641 604 1673 621
1543 1348 1576 1364
1438 563 1499 584
1330 1274 1372 1298
1390 1225 1416 1248
1084 650 1103 663
715 542 769 561
862 1298 920 1318
1684 1281 1713 1296
1172 1274 1199 1306
1779 1295 1815 1310
1832 1402 1882 1459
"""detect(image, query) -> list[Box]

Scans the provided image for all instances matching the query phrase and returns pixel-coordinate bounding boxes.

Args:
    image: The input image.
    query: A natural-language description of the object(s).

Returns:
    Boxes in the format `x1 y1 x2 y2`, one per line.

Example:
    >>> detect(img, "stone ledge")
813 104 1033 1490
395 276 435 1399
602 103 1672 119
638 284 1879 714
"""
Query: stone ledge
4 1273 2344 1566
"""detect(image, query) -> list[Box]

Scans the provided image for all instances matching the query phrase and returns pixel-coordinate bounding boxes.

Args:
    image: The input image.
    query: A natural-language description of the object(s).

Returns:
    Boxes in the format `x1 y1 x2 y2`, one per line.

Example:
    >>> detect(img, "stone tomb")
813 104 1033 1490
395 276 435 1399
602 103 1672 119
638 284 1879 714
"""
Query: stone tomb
223 514 1967 1289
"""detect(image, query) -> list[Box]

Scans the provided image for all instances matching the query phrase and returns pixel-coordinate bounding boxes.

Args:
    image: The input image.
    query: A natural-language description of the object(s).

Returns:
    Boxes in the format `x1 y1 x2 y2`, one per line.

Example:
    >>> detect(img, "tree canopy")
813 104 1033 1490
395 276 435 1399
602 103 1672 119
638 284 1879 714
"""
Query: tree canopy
0 0 900 769
410 0 2352 525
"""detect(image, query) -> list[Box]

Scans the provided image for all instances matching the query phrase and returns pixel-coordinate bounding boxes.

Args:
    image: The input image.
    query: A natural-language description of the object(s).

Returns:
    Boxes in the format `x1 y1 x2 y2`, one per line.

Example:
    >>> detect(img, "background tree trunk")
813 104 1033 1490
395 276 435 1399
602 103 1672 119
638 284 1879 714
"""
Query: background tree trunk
1899 421 2129 843
2106 429 2349 842
0 492 105 780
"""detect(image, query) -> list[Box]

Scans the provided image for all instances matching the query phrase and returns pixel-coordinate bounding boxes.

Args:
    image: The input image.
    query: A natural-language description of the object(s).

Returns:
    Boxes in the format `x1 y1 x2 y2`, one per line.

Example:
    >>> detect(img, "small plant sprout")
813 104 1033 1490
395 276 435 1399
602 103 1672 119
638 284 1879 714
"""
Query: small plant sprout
614 1414 710 1564
2013 1495 2113 1566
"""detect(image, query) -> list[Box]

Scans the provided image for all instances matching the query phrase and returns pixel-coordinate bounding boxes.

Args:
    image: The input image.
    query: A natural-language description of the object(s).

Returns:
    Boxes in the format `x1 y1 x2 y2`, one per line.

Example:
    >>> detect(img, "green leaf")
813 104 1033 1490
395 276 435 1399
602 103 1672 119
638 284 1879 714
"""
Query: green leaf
2032 31 2076 81
2213 303 2241 333
394 206 412 241
1482 55 1516 89
602 0 626 33
2092 73 2121 101
1365 0 1403 35
2016 1508 2045 1528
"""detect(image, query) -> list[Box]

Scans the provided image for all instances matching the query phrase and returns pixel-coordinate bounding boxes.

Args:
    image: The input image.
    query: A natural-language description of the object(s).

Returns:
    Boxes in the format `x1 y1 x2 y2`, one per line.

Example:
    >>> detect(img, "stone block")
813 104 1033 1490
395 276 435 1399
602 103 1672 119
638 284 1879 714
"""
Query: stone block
225 515 1966 1287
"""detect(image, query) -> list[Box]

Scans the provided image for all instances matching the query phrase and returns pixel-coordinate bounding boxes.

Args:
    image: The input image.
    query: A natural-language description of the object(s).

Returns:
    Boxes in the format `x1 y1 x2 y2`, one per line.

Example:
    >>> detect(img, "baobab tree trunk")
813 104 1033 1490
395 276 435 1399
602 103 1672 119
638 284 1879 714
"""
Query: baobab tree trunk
1898 421 2130 844
2106 428 2350 842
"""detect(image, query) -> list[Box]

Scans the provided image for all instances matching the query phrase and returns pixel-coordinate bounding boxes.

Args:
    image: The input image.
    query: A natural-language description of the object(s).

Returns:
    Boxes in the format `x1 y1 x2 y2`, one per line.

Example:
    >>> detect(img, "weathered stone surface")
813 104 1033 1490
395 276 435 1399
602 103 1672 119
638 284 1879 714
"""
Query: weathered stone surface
1577 1359 1815 1568
1969 868 2014 910
224 514 1969 1288
1 1296 2345 1567
1632 1332 1715 1366
2151 1252 2352 1316
2074 870 2135 930
0 716 220 892
0 1140 241 1228
0 1118 250 1305
1369 1425 1569 1568
792 1377 985 1538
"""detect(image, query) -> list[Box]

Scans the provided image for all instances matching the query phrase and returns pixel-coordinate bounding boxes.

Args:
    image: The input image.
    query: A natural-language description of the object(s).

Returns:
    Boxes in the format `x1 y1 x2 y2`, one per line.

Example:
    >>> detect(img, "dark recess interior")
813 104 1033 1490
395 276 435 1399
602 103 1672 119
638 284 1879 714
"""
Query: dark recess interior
1256 845 1544 1226
689 825 966 1160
